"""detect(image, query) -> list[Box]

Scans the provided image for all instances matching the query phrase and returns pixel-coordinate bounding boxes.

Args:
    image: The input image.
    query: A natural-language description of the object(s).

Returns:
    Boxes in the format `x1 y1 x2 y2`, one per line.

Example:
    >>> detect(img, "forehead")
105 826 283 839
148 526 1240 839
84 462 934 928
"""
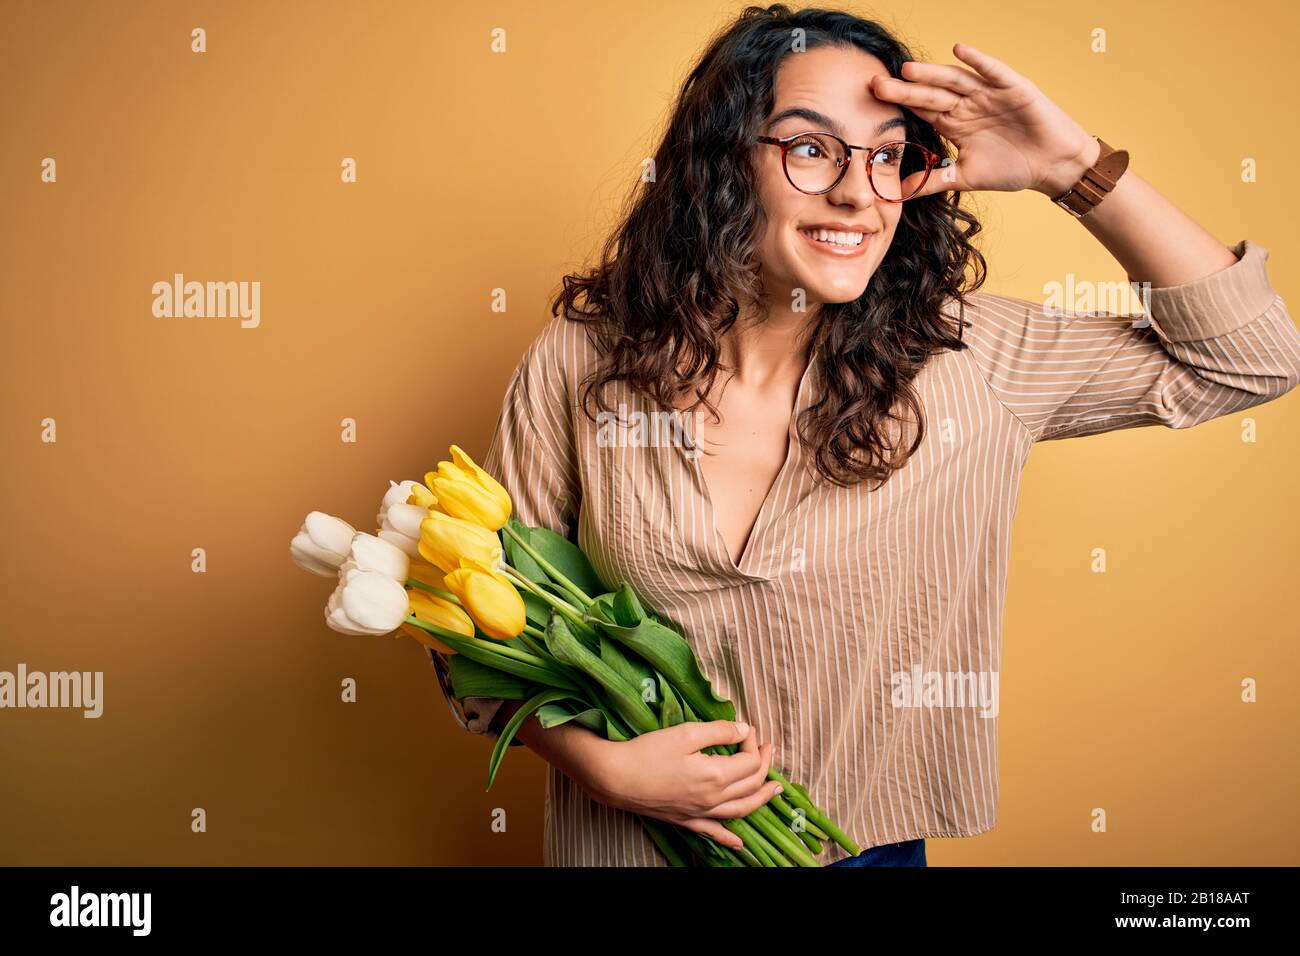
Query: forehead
769 44 902 135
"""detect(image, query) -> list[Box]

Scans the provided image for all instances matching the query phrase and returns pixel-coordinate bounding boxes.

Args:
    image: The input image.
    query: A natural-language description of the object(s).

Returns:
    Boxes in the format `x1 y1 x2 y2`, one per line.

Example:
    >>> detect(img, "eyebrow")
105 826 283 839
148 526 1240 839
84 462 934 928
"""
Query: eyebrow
765 107 907 142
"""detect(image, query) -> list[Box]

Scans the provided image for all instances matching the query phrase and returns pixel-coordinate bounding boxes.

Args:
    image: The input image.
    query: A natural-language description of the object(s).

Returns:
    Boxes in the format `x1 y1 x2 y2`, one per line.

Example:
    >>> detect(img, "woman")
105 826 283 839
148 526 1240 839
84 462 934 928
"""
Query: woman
429 5 1300 866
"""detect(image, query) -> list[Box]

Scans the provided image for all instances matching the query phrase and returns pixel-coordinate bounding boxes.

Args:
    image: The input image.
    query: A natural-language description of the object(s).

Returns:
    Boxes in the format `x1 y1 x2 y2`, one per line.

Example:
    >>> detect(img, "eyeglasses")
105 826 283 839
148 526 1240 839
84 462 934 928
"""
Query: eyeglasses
755 130 943 201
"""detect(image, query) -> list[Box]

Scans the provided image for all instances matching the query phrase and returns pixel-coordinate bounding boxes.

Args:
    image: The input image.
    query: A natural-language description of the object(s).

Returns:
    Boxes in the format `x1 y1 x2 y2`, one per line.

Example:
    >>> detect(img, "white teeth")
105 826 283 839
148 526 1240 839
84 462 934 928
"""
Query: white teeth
800 228 865 246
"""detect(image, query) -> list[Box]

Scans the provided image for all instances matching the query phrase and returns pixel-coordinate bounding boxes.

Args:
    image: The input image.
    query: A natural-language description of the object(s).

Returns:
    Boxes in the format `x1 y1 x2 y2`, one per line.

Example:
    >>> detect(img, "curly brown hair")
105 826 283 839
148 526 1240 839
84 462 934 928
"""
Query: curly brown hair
551 3 987 489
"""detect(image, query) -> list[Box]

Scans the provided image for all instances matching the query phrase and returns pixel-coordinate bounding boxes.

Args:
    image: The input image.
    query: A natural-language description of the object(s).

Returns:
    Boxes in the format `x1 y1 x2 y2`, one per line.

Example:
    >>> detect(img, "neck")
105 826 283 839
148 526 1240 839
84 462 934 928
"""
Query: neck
722 301 817 387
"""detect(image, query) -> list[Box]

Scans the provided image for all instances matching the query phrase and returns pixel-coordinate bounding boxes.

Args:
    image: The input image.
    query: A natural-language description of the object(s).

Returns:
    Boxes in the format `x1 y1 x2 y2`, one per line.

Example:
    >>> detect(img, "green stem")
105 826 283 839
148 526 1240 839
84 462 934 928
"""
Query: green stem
710 843 747 867
723 820 771 867
691 720 851 857
403 578 458 602
731 843 762 868
501 523 594 608
498 564 582 616
401 615 548 667
515 632 548 659
792 824 823 856
769 792 831 841
639 819 689 867
727 817 789 867
766 769 860 856
685 834 740 868
747 804 820 867
405 577 558 661
499 566 600 642
418 626 579 692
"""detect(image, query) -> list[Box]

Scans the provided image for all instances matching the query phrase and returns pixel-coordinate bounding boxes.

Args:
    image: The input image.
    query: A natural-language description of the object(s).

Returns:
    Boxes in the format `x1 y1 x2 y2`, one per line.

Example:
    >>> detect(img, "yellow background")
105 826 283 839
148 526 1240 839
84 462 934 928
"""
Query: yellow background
1 0 1296 865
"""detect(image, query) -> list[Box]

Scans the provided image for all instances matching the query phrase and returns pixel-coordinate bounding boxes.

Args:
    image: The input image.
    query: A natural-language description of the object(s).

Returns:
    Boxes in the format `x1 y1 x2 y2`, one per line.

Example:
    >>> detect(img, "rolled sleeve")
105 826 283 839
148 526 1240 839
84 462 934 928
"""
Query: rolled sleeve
1138 239 1282 342
960 238 1300 442
428 646 521 746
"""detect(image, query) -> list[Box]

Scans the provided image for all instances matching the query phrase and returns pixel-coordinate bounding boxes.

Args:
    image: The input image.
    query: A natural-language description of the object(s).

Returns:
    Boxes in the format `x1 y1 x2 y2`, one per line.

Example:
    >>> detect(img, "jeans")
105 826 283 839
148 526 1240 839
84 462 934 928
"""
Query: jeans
827 838 926 867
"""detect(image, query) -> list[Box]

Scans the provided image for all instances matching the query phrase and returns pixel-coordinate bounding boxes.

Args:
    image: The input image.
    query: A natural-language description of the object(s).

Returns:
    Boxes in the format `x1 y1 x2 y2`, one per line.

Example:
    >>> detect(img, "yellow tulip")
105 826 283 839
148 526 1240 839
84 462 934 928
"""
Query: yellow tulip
451 443 512 513
425 444 512 531
443 557 525 641
400 588 474 655
405 559 448 591
418 510 503 574
405 480 438 511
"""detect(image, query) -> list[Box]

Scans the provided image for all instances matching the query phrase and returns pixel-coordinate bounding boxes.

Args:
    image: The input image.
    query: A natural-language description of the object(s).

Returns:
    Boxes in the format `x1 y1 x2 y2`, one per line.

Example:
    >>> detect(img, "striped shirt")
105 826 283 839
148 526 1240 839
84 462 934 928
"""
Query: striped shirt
429 238 1300 865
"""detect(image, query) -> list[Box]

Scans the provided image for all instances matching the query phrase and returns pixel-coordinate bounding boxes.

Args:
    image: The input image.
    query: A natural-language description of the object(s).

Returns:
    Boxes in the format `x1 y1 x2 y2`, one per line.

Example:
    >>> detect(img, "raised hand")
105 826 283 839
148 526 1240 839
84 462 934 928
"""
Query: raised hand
872 42 1100 199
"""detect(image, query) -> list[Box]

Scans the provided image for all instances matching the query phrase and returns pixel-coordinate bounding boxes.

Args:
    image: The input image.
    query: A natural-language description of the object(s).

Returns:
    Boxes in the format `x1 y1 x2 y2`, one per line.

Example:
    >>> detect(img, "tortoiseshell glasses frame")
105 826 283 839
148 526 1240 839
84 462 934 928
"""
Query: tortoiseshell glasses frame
755 130 944 200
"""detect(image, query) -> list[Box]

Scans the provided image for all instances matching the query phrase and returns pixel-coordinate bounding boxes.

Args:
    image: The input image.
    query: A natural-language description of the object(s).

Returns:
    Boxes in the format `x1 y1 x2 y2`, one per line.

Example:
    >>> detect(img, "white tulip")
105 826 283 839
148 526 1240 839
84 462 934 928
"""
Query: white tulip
377 480 431 557
290 512 359 577
338 532 410 583
378 479 422 525
325 567 410 636
378 503 428 557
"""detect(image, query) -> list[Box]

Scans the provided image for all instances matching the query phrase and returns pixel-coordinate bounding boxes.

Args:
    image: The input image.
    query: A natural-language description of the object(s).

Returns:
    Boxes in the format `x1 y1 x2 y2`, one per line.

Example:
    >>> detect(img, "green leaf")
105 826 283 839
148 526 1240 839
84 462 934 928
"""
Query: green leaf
670 827 726 867
639 818 691 867
535 701 622 737
521 591 552 630
534 701 578 728
486 688 573 790
587 592 616 622
502 520 549 584
523 523 606 598
543 614 659 736
434 630 581 692
598 631 655 705
446 654 539 700
552 667 636 741
586 585 736 724
611 584 646 625
602 716 630 741
534 700 590 729
572 709 615 734
657 673 684 728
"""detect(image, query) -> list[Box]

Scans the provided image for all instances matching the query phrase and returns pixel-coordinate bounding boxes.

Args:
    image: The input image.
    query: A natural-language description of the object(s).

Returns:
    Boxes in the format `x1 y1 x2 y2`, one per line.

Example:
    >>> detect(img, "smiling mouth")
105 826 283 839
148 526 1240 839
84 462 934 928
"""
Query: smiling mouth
797 227 867 247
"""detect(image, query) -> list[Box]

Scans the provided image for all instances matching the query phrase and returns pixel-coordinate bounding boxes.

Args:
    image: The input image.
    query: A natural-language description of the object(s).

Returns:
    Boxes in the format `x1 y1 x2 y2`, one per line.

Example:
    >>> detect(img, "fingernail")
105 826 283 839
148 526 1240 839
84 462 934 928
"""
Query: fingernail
735 721 749 736
775 786 784 795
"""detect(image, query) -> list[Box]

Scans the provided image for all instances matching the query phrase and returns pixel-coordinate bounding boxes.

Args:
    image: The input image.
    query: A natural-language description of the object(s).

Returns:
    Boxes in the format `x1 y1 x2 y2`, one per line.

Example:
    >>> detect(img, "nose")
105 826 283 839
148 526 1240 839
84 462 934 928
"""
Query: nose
825 148 887 216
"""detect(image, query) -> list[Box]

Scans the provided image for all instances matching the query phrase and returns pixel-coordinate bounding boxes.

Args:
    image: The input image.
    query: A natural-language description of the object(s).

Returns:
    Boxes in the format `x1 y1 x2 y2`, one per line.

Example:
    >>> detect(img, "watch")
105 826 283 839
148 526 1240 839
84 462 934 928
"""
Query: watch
1051 136 1130 218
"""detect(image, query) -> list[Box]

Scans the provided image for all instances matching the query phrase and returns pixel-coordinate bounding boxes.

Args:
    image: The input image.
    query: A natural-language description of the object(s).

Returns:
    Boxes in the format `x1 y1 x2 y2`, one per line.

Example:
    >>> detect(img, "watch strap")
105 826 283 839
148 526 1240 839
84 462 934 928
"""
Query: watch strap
1052 137 1130 218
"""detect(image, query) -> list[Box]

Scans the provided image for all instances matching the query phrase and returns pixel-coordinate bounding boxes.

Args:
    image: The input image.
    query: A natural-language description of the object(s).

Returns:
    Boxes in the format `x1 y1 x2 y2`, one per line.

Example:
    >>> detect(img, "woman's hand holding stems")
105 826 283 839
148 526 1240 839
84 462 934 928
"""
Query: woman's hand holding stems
492 700 781 852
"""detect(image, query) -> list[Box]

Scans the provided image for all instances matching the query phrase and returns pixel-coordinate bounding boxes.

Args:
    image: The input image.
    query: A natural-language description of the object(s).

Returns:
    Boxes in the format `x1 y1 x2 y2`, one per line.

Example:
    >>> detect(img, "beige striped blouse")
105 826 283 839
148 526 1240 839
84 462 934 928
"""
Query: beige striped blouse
430 238 1300 865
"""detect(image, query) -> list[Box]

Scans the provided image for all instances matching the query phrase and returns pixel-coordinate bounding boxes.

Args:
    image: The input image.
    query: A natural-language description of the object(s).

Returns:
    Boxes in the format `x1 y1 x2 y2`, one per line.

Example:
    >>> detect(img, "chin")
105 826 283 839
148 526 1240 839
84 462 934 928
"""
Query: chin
800 277 871 306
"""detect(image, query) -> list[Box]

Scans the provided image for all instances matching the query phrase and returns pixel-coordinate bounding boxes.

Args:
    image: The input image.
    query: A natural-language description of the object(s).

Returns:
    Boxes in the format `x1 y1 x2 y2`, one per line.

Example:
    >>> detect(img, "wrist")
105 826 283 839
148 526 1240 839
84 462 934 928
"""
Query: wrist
1037 134 1102 197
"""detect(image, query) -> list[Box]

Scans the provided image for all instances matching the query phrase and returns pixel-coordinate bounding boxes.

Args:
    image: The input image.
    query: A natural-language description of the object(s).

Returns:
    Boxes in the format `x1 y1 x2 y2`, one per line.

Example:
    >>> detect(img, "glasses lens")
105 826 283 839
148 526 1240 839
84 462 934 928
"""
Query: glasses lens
783 133 849 193
868 142 932 200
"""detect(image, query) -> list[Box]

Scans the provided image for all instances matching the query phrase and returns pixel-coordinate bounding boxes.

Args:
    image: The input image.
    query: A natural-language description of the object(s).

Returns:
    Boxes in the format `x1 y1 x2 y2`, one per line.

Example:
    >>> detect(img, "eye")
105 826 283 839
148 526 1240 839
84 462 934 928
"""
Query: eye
871 144 907 166
789 135 829 160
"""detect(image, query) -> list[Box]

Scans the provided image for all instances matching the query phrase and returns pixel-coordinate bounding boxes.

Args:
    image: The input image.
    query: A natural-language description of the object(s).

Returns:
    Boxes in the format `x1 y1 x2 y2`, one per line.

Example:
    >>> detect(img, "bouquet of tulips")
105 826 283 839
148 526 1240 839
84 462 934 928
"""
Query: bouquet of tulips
290 443 861 867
